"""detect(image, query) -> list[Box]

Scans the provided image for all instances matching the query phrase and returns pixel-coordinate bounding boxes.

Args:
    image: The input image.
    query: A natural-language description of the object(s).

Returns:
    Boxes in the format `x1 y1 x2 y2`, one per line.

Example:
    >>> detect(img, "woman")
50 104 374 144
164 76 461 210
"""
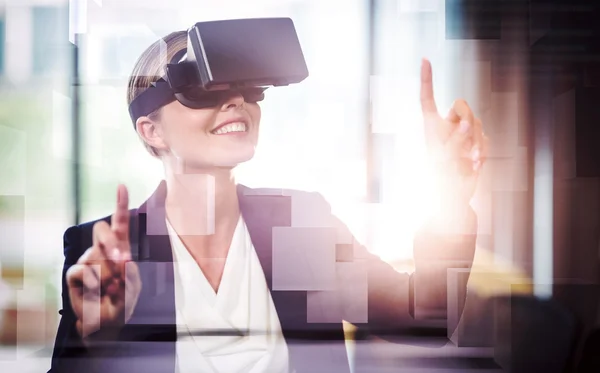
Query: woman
49 30 487 373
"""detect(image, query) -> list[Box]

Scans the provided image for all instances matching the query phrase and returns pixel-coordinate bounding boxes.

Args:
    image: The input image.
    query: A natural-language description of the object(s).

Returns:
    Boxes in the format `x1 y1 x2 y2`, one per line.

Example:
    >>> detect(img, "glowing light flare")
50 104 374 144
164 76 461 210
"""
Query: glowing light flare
369 130 439 262
369 72 440 260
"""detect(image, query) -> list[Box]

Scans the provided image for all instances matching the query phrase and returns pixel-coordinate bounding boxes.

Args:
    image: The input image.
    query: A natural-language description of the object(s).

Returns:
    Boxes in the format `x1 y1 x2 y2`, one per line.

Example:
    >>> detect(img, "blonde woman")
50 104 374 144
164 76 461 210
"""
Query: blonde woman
50 29 488 373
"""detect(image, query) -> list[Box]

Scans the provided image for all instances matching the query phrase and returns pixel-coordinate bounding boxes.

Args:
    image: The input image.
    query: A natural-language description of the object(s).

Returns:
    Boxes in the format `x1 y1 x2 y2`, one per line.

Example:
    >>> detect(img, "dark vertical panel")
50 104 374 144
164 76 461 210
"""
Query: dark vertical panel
445 0 503 40
575 87 600 177
72 34 81 224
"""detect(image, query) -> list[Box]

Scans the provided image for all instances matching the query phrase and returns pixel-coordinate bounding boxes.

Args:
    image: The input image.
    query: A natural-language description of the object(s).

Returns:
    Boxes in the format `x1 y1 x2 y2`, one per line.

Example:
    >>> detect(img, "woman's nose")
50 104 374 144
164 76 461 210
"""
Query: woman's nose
221 92 245 110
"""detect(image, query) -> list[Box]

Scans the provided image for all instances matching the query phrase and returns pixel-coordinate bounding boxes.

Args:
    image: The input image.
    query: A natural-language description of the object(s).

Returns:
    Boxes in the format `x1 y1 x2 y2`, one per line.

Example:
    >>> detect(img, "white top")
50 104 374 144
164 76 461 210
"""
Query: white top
166 216 290 373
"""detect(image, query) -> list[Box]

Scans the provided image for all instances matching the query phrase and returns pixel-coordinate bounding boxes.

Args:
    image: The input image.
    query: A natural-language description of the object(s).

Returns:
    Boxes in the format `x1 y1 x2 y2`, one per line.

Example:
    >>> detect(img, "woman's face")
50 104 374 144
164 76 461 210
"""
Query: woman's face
148 92 261 169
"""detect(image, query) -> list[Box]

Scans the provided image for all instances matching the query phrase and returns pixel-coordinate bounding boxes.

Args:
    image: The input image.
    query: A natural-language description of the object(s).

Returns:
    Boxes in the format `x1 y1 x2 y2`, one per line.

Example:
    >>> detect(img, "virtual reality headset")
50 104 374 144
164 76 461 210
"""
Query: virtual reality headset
128 18 309 124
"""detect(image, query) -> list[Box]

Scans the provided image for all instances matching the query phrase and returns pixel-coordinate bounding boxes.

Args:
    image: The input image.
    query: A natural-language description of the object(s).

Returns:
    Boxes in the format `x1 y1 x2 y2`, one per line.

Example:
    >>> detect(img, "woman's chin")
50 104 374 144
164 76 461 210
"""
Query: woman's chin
212 150 256 168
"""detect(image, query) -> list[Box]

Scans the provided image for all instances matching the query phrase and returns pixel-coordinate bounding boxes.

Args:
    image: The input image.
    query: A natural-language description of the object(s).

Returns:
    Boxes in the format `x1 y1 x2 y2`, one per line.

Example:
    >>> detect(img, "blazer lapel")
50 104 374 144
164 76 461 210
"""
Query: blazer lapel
236 186 308 332
117 180 176 373
132 180 176 325
236 185 292 288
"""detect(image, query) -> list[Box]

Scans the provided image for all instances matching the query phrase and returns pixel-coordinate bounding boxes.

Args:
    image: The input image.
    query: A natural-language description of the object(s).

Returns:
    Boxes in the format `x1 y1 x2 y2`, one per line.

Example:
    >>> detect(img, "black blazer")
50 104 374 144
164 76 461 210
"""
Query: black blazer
49 181 477 373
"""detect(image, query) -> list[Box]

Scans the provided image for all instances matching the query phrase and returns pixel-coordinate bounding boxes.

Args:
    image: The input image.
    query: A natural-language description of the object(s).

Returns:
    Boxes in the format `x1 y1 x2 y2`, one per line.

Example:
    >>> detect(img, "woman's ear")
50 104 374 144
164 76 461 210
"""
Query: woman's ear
136 116 168 153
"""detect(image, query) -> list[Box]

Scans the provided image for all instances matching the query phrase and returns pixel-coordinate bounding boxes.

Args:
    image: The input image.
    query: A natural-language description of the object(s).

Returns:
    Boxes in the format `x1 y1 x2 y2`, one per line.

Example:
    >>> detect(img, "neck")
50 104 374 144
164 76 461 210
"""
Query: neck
163 159 240 238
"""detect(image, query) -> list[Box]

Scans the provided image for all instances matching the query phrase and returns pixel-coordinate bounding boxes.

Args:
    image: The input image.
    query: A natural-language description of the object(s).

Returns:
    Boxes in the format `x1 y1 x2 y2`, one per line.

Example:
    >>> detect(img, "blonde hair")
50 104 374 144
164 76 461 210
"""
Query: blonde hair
127 31 187 157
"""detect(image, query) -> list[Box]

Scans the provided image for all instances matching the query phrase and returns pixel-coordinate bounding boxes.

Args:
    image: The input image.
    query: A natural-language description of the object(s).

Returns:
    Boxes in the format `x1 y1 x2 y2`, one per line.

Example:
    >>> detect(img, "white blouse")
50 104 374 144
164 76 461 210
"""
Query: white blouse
166 216 290 373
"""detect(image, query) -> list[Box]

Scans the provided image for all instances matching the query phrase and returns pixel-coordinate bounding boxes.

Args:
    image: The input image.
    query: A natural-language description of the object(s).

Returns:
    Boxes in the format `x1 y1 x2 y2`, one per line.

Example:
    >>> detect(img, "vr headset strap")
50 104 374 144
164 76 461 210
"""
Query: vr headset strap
128 79 175 124
128 48 191 124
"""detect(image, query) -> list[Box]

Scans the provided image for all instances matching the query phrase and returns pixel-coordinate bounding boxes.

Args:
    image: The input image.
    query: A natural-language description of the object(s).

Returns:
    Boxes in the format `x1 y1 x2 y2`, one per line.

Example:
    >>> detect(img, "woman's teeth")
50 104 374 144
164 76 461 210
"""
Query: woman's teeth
212 122 247 135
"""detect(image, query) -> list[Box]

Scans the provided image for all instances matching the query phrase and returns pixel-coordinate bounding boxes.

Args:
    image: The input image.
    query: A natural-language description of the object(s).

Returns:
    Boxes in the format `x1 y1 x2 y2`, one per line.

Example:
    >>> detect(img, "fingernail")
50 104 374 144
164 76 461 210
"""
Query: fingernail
111 248 121 262
459 120 470 133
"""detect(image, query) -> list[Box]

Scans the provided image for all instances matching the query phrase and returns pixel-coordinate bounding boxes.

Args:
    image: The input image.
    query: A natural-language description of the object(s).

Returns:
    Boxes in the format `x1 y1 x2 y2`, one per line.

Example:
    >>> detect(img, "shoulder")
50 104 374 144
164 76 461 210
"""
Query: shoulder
239 185 334 228
239 185 330 207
